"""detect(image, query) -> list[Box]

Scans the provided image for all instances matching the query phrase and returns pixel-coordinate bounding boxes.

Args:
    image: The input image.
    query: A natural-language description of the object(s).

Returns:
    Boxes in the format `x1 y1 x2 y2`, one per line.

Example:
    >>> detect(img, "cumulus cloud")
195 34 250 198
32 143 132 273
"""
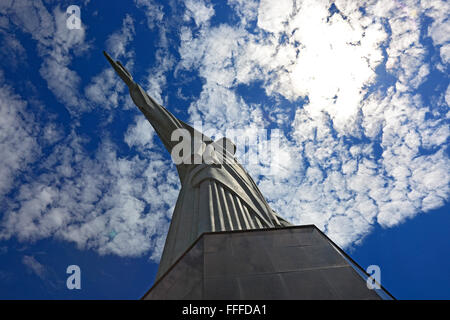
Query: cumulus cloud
227 0 259 27
0 1 179 262
177 0 450 248
0 0 448 262
0 31 27 69
257 0 293 33
0 130 179 260
0 0 90 115
85 68 127 110
22 255 47 279
143 48 175 105
134 0 164 30
0 83 40 198
125 115 156 150
85 15 136 110
183 0 215 27
106 14 135 59
424 0 450 64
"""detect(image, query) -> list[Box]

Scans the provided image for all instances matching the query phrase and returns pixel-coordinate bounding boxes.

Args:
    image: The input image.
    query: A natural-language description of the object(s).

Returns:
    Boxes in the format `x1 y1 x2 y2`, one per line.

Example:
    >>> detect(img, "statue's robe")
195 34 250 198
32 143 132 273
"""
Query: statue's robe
132 85 292 280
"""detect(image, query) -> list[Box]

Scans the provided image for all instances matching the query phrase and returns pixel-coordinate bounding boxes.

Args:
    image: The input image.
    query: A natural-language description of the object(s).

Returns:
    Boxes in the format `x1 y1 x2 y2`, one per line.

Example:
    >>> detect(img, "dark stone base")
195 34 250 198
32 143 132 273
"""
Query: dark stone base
142 225 393 300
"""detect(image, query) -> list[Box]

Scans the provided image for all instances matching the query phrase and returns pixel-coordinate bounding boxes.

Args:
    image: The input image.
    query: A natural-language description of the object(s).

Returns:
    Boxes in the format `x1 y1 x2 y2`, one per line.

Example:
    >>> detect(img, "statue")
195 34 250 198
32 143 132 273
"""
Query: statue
104 51 292 280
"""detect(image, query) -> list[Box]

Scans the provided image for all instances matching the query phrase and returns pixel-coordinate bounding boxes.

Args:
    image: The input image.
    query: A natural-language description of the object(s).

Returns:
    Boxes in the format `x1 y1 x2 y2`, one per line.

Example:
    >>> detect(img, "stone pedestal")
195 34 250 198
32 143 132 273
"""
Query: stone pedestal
142 225 393 300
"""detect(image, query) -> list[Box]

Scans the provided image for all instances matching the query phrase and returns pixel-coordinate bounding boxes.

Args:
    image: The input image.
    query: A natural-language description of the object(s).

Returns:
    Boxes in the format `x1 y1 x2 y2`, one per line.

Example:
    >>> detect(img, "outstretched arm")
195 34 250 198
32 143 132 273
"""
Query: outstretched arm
103 51 185 153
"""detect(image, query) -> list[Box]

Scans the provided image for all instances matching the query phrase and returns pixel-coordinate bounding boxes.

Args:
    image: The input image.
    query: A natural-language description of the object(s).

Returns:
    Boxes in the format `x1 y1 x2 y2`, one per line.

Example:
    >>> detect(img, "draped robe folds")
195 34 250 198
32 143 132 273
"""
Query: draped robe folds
132 84 292 280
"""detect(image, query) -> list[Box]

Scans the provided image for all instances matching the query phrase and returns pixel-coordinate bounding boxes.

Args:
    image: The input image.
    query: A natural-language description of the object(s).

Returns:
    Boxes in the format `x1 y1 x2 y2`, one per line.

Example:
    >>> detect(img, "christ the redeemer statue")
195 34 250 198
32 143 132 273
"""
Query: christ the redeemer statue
104 51 292 280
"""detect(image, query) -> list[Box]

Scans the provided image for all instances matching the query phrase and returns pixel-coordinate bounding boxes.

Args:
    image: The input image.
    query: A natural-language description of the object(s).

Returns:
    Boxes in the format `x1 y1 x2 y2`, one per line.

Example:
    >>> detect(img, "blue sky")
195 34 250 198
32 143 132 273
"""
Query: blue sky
0 0 448 299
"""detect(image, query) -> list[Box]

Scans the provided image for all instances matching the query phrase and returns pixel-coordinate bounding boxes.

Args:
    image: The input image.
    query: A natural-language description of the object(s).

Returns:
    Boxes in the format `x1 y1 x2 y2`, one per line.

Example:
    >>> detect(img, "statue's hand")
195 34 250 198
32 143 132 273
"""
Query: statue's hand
103 51 136 89
103 50 154 110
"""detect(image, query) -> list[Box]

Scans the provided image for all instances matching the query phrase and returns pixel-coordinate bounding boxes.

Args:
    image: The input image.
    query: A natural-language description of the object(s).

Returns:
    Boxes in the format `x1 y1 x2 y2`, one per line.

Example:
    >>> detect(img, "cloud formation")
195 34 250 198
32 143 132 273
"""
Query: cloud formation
0 81 40 199
0 0 448 261
0 0 89 115
178 0 450 247
1 130 179 260
0 2 178 260
184 0 215 27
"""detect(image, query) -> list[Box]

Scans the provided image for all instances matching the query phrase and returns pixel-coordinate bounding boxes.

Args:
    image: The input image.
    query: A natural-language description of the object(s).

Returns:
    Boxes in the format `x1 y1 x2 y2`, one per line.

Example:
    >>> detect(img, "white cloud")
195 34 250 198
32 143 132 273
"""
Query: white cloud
134 0 164 30
42 123 63 146
446 84 450 106
1 0 448 261
0 131 179 260
144 49 175 105
106 14 135 59
22 254 60 288
0 1 90 115
184 0 215 27
227 0 259 27
0 31 27 69
125 115 156 150
0 2 178 262
85 15 136 111
0 7 175 259
424 0 450 64
440 44 450 64
39 5 89 113
85 68 126 109
188 82 265 134
257 0 293 33
22 255 47 279
177 0 450 249
0 83 40 198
